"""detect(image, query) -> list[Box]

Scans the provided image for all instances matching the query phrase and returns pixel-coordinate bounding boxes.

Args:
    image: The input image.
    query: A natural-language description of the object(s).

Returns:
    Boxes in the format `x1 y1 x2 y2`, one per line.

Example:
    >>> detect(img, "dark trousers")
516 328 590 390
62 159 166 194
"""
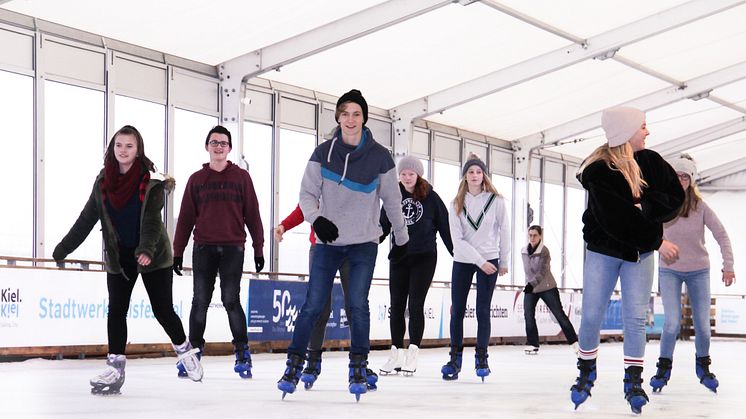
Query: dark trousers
389 251 437 347
288 243 377 357
189 244 247 350
107 247 186 354
450 259 499 349
307 245 351 353
523 287 578 347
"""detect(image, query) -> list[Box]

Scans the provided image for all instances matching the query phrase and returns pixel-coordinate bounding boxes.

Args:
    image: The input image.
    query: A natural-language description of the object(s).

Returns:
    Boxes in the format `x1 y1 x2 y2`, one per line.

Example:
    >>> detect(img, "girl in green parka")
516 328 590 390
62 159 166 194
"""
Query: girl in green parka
53 125 203 394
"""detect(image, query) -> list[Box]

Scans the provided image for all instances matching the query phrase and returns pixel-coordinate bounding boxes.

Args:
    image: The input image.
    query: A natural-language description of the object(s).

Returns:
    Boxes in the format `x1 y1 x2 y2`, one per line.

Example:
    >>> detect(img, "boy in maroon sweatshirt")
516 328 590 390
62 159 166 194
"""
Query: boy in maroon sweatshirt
172 125 264 379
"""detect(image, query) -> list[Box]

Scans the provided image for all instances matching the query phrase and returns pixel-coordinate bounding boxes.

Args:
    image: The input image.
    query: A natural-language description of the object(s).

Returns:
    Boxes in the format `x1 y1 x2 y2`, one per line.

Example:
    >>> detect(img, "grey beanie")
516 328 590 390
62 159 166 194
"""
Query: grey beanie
669 153 697 182
601 106 645 147
397 155 424 177
462 153 487 176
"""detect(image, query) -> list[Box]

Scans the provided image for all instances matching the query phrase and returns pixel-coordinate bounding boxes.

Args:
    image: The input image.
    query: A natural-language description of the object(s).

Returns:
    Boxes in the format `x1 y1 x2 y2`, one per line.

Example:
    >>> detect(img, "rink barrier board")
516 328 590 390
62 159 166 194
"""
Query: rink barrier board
1 266 745 358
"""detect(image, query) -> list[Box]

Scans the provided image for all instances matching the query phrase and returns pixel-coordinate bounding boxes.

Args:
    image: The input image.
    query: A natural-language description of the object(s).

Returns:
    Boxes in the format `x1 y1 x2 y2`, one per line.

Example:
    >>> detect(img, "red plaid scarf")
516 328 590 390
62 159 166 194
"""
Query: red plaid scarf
101 158 150 209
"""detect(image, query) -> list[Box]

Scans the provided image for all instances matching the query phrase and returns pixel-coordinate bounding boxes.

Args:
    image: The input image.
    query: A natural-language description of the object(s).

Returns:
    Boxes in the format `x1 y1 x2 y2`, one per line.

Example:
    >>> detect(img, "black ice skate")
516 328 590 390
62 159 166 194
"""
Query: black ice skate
570 358 596 409
348 354 369 402
695 356 719 393
441 346 462 381
300 350 322 390
277 353 304 399
234 344 253 379
623 366 649 414
649 357 672 392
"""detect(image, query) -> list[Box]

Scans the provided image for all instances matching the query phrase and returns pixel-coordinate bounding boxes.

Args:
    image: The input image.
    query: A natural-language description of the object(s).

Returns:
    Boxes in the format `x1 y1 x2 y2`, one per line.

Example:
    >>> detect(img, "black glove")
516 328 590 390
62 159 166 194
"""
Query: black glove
255 256 265 272
524 283 534 294
173 256 183 276
313 216 339 244
52 244 66 262
388 244 408 264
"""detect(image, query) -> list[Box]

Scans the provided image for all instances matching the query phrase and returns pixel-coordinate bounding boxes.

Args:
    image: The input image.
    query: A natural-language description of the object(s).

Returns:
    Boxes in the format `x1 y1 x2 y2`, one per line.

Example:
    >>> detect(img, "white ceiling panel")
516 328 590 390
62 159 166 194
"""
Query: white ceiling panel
644 99 743 148
425 59 667 140
687 133 746 171
495 0 689 38
712 78 746 106
259 2 568 108
1 0 387 64
621 4 746 80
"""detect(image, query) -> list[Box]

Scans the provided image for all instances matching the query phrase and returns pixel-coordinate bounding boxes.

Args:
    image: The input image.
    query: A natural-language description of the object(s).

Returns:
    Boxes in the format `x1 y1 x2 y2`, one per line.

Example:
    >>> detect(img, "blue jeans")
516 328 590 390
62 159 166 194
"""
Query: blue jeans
288 242 377 357
659 267 711 358
307 244 351 353
578 250 654 359
524 287 578 347
189 244 247 349
450 259 499 349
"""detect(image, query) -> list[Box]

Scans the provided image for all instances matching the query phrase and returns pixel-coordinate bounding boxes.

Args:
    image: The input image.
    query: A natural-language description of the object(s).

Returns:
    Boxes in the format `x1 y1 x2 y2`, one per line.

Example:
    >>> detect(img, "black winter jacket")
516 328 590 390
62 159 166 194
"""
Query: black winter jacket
579 149 684 262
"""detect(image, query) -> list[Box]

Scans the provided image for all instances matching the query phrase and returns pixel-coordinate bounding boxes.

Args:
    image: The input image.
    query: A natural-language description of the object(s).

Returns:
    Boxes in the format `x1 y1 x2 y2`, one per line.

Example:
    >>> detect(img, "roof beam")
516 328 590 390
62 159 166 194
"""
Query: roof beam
698 156 746 184
390 0 746 122
653 116 746 159
515 59 746 148
219 0 454 81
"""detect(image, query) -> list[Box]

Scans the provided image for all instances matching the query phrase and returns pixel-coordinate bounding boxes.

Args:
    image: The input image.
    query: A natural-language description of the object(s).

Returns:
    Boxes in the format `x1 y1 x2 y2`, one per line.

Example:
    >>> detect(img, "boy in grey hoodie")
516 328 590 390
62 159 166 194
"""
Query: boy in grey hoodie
277 89 408 400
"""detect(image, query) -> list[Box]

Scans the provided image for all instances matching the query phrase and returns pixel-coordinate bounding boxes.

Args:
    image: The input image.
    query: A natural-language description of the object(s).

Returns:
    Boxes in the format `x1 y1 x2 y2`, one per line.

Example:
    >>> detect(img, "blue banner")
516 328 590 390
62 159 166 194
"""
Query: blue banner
246 279 349 341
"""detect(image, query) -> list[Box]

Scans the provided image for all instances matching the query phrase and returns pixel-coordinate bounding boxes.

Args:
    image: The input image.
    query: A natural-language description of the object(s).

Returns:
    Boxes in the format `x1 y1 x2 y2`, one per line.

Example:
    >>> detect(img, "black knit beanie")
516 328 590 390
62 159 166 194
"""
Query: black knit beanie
336 89 368 124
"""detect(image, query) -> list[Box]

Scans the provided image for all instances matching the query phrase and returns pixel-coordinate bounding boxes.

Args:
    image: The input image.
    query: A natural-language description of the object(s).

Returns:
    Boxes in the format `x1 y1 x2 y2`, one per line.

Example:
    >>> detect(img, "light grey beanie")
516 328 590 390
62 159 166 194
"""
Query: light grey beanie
668 153 697 182
601 106 646 147
397 155 424 177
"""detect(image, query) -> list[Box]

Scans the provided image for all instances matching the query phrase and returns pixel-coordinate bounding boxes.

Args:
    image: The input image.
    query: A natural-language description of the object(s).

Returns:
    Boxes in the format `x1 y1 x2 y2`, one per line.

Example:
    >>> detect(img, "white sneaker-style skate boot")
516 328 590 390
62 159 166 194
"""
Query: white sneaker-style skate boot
174 340 204 382
90 354 126 395
524 346 539 355
401 344 419 376
379 345 405 375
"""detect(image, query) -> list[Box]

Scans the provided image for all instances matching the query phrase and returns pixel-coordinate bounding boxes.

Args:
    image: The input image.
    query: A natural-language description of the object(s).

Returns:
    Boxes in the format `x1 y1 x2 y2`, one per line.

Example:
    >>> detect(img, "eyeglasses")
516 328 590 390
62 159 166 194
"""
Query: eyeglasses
209 140 230 148
677 173 690 180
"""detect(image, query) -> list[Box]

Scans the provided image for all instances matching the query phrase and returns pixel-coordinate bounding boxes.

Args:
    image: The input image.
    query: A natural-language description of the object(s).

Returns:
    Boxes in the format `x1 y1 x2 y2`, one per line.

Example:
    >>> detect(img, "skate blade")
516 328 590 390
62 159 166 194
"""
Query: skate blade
91 387 121 396
378 369 397 376
355 393 361 402
402 370 415 377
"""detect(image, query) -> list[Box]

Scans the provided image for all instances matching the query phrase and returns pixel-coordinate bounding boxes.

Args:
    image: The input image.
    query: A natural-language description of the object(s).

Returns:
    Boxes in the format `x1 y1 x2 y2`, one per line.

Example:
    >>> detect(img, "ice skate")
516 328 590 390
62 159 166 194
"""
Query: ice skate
624 366 649 414
649 357 672 393
695 356 719 393
176 346 202 378
90 354 126 395
379 345 404 375
441 346 462 381
366 368 378 391
173 341 203 382
524 346 539 355
348 354 368 402
570 358 597 409
474 347 490 382
277 353 304 399
234 344 253 379
300 351 322 390
401 344 419 376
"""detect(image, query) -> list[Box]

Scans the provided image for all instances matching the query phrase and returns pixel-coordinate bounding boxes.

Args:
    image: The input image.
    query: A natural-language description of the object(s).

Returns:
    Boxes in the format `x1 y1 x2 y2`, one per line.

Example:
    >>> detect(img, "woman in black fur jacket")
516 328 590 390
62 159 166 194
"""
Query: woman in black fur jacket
569 107 684 414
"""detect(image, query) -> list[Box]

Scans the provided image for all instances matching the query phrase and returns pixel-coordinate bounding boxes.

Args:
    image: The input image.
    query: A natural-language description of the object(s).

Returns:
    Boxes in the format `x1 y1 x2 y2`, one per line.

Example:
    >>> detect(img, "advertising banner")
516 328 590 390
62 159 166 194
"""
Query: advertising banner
715 297 746 334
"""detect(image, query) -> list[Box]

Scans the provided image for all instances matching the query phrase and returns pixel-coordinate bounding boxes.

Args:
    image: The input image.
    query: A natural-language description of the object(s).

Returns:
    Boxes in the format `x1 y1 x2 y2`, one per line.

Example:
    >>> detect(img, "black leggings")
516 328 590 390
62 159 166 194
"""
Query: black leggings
388 251 437 347
106 247 186 354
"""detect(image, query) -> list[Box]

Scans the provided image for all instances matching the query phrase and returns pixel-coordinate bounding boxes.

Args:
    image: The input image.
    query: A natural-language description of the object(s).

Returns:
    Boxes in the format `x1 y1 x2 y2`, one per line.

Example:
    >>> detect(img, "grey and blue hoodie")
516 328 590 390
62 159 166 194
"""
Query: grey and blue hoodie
300 126 408 247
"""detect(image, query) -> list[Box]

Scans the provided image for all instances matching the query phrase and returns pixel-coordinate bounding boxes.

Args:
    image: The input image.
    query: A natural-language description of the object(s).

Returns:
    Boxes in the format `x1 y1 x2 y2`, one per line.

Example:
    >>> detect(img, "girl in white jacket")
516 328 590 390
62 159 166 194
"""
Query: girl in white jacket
441 153 510 382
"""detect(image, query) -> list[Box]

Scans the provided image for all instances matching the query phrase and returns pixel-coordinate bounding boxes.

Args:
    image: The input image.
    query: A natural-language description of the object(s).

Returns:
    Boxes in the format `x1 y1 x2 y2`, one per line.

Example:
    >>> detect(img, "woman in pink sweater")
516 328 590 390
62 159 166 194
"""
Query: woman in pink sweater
650 154 736 394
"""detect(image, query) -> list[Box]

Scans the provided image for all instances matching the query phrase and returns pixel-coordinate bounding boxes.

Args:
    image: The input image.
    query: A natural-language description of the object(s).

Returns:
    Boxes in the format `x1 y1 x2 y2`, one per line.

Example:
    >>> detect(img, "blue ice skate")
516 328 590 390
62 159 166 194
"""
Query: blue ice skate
348 354 369 402
695 356 719 393
624 366 649 414
441 347 462 381
300 351 322 390
570 358 597 409
649 357 672 392
234 345 253 379
277 354 304 400
474 347 490 382
366 368 378 391
176 347 202 378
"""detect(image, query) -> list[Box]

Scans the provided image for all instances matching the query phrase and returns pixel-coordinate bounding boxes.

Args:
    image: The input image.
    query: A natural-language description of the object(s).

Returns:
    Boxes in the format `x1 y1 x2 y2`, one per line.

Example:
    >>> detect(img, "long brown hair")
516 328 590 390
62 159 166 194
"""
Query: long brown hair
678 181 702 217
578 142 646 198
104 125 156 172
453 170 500 214
410 175 430 202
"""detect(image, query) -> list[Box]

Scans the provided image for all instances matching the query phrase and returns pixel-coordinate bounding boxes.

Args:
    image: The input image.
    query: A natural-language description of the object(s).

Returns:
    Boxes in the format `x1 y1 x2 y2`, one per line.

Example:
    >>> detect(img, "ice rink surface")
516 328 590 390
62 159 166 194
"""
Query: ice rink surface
1 339 742 419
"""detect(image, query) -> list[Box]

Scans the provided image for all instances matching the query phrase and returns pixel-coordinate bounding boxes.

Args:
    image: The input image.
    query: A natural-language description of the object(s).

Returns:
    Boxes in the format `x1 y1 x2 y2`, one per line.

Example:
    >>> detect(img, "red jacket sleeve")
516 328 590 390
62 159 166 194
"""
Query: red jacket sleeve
280 204 304 231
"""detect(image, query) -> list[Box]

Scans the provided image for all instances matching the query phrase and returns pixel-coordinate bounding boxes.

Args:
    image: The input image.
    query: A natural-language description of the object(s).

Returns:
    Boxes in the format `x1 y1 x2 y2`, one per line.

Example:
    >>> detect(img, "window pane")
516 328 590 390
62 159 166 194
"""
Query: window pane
173 109 218 268
277 129 316 274
114 95 166 173
491 174 514 285
243 122 272 272
565 187 586 288
543 183 564 286
0 71 33 257
432 161 461 283
44 81 104 260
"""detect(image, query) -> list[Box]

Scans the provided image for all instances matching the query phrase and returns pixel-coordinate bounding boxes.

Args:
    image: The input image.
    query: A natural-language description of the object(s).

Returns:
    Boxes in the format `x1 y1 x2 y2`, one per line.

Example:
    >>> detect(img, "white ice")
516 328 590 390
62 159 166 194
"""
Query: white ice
1 339 742 419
